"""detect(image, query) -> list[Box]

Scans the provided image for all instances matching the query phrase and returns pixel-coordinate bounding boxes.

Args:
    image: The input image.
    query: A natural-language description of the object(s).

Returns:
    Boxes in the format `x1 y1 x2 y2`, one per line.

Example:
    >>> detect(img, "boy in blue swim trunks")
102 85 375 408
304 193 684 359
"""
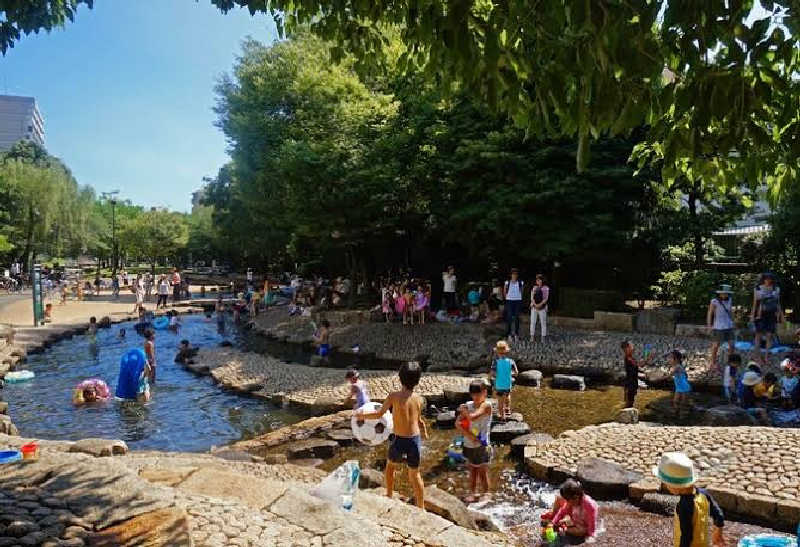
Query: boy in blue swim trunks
313 320 331 357
358 361 428 509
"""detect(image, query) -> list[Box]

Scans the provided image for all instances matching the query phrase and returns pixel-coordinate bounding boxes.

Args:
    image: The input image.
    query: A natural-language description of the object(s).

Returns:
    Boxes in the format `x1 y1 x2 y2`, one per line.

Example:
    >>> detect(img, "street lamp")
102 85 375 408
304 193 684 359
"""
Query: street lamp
101 190 120 275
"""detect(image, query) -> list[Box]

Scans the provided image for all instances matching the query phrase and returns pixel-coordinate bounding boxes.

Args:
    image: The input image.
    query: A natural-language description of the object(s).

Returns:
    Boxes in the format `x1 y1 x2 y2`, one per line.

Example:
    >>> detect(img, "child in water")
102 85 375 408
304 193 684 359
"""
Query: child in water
543 479 599 543
144 329 156 383
490 340 517 420
118 328 126 339
357 361 428 509
457 380 493 502
654 452 725 547
137 363 152 402
669 350 691 416
342 369 370 409
313 320 330 357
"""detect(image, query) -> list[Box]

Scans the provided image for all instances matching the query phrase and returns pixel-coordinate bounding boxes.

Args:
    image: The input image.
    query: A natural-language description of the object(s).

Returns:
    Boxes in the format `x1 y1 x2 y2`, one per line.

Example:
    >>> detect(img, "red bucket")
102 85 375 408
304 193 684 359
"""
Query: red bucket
20 442 39 460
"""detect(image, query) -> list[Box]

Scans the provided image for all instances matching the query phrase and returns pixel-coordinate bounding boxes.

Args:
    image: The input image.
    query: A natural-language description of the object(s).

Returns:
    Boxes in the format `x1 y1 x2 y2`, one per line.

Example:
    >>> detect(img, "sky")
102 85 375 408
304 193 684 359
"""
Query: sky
0 1 276 211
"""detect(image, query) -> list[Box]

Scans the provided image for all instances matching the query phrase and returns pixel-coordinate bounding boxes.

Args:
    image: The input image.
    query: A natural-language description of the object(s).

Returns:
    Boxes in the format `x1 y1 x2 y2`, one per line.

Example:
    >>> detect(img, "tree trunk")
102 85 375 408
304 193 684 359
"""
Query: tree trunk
19 206 35 271
687 185 703 270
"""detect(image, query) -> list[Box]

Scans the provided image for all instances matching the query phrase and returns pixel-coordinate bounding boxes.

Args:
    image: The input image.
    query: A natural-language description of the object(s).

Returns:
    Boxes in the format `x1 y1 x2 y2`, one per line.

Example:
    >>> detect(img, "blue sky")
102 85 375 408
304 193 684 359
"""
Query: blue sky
0 1 276 211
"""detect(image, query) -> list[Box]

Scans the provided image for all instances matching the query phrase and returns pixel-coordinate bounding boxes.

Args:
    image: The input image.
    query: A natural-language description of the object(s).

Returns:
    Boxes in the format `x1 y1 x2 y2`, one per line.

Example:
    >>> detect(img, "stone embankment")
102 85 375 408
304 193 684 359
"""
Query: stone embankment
251 310 745 388
0 434 507 546
187 348 477 412
522 423 800 529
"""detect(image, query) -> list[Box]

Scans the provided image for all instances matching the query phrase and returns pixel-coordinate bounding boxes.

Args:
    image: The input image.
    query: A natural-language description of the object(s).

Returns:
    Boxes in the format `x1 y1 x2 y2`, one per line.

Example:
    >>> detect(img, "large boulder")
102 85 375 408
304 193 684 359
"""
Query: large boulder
413 486 477 530
576 458 642 500
701 405 757 427
490 421 531 443
517 370 542 387
358 468 385 490
552 374 586 391
443 386 471 405
510 433 554 459
0 413 16 436
285 438 339 460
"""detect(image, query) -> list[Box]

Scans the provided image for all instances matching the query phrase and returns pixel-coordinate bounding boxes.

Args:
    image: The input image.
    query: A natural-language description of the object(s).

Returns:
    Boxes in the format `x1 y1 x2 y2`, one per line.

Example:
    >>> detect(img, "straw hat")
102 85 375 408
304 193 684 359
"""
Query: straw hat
742 371 762 386
653 452 696 487
495 340 510 353
715 284 733 294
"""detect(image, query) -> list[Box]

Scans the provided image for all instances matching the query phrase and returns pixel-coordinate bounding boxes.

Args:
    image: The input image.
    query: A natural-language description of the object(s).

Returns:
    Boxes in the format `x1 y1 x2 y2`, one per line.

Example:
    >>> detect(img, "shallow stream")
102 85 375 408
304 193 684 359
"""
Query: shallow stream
2 315 303 451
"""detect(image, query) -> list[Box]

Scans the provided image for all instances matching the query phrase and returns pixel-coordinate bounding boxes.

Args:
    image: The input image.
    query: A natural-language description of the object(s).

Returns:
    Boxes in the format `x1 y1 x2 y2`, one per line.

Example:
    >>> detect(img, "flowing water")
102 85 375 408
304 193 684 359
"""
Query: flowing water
1 315 303 451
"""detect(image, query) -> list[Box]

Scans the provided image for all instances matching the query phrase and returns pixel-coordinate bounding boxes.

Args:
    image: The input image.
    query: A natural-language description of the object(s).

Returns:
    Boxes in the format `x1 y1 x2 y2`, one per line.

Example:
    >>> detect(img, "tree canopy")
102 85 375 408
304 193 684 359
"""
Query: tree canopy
210 0 800 193
0 0 93 54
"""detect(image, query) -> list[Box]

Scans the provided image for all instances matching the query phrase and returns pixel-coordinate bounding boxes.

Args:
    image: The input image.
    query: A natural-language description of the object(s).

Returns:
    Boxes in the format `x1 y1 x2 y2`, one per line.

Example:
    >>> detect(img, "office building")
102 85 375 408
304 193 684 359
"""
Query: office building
0 95 45 151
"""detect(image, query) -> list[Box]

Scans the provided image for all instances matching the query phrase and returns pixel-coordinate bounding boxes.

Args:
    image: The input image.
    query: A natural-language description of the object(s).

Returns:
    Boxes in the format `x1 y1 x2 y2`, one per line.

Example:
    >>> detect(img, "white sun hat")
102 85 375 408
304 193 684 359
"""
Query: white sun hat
653 452 696 487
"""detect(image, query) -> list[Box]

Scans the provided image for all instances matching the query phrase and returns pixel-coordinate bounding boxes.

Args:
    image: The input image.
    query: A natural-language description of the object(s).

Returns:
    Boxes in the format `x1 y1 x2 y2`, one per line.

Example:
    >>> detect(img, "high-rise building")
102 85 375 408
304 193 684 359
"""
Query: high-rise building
0 95 45 151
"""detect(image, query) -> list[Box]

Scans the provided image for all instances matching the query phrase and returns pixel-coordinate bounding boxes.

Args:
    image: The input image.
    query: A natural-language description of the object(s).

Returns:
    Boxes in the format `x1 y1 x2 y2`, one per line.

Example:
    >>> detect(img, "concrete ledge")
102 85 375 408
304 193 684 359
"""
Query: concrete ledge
593 311 636 332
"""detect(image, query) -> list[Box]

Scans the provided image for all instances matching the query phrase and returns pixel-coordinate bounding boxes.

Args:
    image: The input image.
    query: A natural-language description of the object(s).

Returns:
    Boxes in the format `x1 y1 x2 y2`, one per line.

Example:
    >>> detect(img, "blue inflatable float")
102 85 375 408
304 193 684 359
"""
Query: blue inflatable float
735 341 754 351
152 316 169 329
115 348 147 400
0 450 21 464
738 534 795 546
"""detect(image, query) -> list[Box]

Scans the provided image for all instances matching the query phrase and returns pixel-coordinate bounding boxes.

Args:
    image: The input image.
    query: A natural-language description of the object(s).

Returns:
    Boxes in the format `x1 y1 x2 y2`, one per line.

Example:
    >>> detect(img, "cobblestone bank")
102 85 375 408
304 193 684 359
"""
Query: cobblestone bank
524 423 800 527
191 348 476 410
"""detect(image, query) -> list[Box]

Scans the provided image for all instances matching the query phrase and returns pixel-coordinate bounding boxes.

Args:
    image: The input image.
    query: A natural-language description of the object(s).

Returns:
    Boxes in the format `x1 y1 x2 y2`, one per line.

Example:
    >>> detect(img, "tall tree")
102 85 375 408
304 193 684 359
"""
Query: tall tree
118 210 189 274
0 0 93 54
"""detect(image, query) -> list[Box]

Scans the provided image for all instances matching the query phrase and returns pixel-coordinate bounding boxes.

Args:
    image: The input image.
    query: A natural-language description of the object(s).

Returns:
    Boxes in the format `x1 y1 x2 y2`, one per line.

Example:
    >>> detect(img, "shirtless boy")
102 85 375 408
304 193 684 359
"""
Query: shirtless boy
358 361 429 508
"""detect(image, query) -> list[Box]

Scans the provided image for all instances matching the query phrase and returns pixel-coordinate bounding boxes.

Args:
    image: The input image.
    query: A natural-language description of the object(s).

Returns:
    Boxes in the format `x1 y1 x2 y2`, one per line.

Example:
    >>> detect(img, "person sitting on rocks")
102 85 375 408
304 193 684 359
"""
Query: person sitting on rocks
740 370 763 410
654 452 725 547
542 479 598 543
342 368 370 409
754 371 778 405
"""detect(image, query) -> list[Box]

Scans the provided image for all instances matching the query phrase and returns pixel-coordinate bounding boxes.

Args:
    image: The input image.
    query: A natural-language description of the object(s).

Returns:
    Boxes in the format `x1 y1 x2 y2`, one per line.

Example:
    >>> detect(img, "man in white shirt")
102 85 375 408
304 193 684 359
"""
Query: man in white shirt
442 266 457 311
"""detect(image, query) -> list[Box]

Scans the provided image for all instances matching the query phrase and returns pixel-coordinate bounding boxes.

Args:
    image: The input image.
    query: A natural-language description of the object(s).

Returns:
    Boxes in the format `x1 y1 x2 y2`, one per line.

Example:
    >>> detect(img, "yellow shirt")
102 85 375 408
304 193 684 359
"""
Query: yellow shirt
753 382 774 399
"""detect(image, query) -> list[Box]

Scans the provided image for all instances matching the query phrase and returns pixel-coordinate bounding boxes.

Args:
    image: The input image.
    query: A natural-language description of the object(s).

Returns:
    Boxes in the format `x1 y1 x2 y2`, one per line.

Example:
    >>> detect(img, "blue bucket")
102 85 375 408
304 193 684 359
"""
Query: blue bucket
0 450 21 464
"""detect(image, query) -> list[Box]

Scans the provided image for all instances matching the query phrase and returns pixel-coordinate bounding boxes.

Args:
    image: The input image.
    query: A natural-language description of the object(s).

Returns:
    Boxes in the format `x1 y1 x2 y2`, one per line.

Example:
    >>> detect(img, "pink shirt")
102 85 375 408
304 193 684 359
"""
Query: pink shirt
552 495 598 537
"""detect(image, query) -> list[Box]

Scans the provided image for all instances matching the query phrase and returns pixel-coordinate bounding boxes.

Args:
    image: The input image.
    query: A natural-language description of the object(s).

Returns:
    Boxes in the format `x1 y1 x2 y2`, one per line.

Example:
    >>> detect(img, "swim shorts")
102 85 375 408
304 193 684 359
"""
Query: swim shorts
713 328 735 343
388 435 421 468
495 389 510 396
463 445 491 466
318 344 330 357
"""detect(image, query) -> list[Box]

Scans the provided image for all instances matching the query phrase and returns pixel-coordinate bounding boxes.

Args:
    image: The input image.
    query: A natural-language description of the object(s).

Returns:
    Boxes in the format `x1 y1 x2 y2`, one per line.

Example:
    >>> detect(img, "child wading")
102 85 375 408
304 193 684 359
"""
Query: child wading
490 340 518 420
342 369 370 409
669 350 692 418
144 328 156 383
621 341 654 408
654 452 725 547
457 380 493 502
357 362 428 508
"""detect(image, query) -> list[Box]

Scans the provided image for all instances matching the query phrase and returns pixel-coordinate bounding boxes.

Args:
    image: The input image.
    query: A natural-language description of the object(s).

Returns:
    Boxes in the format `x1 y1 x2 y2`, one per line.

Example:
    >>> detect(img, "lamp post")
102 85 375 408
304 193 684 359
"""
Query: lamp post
101 190 120 275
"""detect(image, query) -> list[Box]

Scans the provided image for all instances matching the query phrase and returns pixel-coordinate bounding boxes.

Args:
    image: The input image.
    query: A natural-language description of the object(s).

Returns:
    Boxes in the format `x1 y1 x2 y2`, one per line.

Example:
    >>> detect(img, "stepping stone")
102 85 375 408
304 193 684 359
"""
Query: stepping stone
435 411 456 428
443 386 471 404
616 407 639 424
327 429 356 446
213 449 259 462
68 438 128 458
285 438 339 460
576 457 642 500
517 370 542 387
490 421 531 443
552 374 586 391
510 433 554 459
